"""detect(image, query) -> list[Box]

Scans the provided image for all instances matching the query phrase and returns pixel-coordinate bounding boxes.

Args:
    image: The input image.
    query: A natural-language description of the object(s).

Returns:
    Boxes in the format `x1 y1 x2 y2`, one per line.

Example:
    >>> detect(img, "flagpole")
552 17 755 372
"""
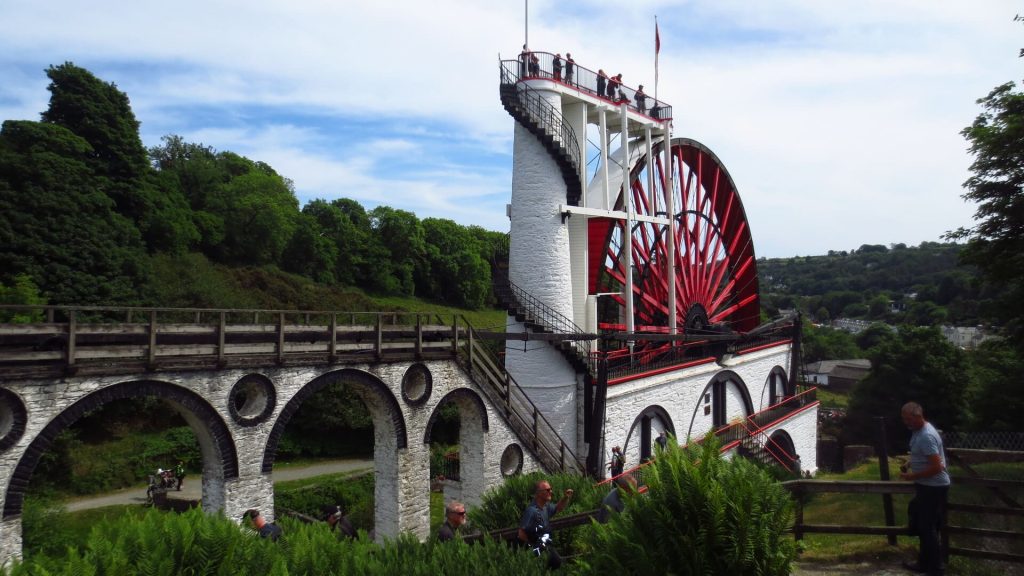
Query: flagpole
525 0 529 48
654 15 660 104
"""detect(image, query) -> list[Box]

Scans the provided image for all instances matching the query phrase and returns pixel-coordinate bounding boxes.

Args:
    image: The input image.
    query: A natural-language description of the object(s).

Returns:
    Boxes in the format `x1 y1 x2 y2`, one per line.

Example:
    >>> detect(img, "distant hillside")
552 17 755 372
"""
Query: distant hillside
758 242 1002 327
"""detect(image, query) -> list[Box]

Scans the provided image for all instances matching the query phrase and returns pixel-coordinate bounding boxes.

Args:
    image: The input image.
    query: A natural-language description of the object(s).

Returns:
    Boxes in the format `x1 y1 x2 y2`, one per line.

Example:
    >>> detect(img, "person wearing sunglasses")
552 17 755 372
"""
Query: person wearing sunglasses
437 501 467 542
518 480 574 569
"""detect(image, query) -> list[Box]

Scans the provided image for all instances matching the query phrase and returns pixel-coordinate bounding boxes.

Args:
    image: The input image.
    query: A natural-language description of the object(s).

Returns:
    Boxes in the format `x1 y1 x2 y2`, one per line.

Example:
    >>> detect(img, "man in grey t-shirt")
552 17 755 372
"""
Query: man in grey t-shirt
899 401 949 576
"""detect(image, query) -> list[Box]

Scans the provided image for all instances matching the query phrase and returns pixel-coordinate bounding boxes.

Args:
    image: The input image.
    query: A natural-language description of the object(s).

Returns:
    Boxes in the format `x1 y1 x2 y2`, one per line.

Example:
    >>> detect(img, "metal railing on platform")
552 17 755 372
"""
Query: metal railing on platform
506 52 673 120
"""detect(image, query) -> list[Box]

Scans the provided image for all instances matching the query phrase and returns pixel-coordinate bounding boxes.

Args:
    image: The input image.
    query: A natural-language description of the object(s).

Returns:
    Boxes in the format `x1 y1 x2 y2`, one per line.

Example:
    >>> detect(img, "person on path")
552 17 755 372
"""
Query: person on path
898 401 949 576
174 461 185 491
244 509 282 541
323 504 357 539
518 479 573 569
608 445 626 477
437 500 467 542
596 475 636 523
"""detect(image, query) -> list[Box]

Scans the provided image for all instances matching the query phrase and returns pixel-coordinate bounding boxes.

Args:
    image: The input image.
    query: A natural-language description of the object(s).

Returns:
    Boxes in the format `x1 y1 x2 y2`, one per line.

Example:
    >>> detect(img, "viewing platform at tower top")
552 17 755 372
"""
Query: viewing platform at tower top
502 50 673 123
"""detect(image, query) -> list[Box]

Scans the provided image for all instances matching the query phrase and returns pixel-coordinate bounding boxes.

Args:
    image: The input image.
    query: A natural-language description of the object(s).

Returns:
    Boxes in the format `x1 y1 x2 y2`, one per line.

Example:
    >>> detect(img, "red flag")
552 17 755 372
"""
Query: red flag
655 19 661 91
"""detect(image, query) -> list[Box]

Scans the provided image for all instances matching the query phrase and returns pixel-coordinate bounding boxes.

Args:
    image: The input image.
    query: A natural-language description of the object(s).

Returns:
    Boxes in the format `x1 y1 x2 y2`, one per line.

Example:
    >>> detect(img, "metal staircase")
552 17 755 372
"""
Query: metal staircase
491 266 593 375
455 317 586 475
499 60 582 206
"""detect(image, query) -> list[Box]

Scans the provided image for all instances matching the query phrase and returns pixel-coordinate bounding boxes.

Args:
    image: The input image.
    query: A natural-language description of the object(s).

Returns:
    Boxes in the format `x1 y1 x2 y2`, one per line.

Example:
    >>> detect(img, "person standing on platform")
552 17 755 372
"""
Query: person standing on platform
552 54 563 81
519 45 530 78
634 84 647 113
565 53 575 84
608 73 622 100
899 401 950 576
597 69 608 99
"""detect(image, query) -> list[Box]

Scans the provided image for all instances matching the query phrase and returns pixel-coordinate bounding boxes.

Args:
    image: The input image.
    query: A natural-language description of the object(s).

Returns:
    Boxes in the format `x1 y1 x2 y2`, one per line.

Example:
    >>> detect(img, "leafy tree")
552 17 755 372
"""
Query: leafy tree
0 274 46 322
843 327 969 450
951 81 1024 346
801 324 859 363
208 168 299 265
281 212 338 283
0 120 146 304
420 218 491 308
369 206 425 295
964 339 1024 431
39 63 197 254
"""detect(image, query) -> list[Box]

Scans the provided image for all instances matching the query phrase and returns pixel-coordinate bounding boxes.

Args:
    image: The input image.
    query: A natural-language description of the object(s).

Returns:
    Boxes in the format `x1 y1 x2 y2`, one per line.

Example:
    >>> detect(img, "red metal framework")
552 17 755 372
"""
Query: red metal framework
591 137 760 352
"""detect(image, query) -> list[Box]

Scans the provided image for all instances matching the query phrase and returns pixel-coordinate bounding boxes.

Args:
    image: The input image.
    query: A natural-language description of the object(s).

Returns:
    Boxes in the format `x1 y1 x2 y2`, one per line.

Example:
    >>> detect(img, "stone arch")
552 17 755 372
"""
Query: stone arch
3 379 238 520
262 368 407 472
765 428 799 471
422 388 489 506
261 368 408 539
686 370 753 440
623 405 675 466
760 366 789 409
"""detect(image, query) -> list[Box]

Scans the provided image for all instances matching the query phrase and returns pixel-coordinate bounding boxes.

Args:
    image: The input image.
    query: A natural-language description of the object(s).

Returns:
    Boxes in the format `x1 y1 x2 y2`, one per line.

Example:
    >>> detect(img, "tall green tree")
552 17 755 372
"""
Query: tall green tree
842 326 969 450
41 63 196 253
0 120 146 304
953 81 1024 345
369 206 424 295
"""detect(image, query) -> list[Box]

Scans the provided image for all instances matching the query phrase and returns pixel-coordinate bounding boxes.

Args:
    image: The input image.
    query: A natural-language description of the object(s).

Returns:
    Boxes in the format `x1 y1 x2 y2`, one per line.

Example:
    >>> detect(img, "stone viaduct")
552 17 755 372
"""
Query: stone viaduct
0 308 817 565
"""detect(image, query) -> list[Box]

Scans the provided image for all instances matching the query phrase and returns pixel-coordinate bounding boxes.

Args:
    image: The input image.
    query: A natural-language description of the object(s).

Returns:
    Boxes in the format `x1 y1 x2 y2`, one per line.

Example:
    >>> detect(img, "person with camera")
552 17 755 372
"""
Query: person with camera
518 480 573 569
898 401 950 576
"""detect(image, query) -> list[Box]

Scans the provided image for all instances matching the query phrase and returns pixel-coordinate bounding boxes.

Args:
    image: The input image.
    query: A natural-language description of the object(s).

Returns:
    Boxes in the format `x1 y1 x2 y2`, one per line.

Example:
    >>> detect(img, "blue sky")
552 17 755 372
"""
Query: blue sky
1 0 1020 257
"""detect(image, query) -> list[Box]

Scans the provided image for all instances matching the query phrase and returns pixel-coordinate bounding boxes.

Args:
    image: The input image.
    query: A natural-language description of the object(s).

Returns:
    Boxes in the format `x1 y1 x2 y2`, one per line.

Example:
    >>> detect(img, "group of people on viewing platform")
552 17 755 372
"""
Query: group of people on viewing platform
518 46 664 119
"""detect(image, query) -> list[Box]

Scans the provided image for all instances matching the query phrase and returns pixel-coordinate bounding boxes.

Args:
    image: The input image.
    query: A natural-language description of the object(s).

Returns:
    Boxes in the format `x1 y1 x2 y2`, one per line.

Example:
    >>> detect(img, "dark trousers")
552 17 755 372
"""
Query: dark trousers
913 483 948 575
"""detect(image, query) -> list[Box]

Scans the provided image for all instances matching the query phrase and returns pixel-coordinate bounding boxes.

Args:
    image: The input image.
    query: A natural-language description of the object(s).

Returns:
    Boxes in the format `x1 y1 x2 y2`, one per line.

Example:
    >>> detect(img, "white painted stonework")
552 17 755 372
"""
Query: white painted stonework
0 359 541 565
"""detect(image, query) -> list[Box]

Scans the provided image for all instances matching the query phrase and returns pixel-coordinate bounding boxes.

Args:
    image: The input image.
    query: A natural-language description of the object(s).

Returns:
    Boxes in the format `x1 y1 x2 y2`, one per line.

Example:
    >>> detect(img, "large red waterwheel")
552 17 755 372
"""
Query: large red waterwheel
590 137 759 353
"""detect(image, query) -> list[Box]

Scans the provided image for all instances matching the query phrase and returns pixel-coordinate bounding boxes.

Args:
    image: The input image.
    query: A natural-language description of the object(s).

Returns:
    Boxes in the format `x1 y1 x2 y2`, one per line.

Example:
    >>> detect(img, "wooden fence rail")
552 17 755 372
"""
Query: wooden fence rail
782 472 1024 564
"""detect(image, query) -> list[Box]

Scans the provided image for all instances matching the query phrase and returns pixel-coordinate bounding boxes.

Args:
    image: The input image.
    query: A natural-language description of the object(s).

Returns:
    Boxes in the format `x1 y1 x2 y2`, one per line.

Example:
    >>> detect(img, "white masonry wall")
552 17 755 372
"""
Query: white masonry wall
506 87 579 449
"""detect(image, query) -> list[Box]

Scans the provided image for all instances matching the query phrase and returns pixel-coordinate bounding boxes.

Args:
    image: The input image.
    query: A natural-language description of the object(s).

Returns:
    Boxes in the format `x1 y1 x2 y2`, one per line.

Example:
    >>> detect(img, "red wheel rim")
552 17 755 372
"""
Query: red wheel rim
592 138 759 347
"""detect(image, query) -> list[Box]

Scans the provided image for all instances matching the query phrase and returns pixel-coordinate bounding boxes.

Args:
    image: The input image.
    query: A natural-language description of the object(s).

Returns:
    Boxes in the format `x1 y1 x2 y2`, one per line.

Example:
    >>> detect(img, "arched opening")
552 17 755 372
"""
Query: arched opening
263 368 408 540
622 405 674 471
765 429 799 473
423 388 489 510
687 370 753 439
3 380 237 556
763 366 788 409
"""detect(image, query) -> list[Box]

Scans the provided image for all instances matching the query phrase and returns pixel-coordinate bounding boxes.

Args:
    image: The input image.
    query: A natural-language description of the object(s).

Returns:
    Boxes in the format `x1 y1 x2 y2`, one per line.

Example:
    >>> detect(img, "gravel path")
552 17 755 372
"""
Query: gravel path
64 458 374 512
791 561 912 575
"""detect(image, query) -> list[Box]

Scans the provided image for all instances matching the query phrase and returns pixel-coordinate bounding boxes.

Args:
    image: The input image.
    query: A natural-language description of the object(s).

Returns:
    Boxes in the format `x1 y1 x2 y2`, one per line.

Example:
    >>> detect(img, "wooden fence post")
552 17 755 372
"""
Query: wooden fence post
876 416 897 545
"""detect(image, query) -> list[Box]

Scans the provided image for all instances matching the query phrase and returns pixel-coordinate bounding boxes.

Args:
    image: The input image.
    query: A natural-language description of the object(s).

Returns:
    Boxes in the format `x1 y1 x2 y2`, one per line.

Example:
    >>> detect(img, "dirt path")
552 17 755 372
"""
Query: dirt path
64 458 374 512
791 561 912 575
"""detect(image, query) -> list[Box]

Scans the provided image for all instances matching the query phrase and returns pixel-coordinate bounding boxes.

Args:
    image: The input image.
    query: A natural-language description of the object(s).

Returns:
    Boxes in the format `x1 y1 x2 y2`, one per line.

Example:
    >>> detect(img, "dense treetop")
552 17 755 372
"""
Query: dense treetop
0 63 504 311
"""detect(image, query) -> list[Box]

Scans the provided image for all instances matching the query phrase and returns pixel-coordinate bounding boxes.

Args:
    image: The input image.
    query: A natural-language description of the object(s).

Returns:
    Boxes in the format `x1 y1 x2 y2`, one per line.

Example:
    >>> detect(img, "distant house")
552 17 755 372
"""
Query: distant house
803 359 872 392
831 318 872 334
940 325 992 350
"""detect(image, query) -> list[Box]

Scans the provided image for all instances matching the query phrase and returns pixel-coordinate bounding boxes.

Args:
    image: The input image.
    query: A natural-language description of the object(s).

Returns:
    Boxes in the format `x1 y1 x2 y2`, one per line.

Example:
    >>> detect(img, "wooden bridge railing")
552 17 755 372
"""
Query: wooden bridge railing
0 304 586 476
0 305 462 378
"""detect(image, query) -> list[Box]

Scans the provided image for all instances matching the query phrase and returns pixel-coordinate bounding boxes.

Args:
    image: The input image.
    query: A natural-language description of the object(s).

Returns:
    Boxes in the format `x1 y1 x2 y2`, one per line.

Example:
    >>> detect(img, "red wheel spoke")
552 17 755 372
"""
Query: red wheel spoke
593 138 760 353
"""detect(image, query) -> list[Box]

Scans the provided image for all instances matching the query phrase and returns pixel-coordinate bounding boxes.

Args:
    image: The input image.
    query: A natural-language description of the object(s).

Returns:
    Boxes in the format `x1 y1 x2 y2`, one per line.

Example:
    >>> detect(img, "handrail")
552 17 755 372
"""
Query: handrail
457 318 586 475
500 60 582 191
507 51 674 121
598 388 817 487
491 267 595 375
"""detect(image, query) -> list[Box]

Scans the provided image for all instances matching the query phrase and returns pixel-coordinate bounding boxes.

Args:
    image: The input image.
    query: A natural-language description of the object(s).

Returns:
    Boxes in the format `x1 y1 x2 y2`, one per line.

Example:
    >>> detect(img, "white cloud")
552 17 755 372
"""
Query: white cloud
1 0 1020 257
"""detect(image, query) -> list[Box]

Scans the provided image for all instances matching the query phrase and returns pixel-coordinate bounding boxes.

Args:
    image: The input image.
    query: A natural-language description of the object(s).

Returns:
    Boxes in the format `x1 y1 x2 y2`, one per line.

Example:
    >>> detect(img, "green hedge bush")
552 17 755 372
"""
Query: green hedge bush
4 507 551 576
575 436 797 575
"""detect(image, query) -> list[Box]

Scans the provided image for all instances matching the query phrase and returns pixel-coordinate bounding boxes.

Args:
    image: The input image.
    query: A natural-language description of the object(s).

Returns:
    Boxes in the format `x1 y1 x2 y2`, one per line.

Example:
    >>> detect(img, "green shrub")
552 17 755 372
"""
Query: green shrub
469 470 605 558
575 436 797 576
275 473 375 531
4 507 551 576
